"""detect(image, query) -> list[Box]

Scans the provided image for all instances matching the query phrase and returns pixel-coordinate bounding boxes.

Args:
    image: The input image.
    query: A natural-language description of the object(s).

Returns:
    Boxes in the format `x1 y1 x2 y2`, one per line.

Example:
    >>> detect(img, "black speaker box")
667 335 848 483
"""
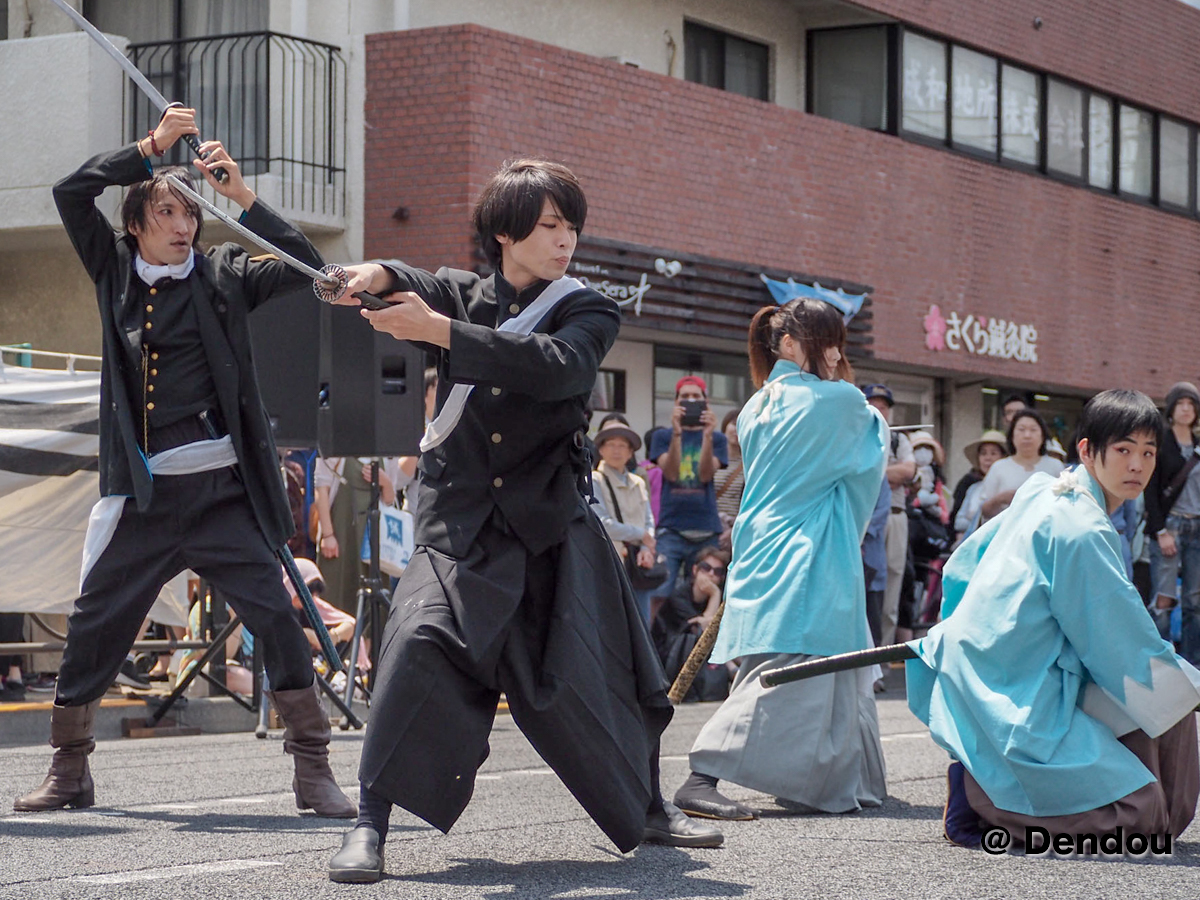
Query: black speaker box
317 304 424 457
248 293 423 456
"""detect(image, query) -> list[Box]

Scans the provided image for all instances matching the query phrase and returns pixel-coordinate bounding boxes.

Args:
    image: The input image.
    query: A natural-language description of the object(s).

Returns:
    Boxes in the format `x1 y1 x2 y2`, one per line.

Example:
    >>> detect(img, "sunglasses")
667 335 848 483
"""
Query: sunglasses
697 561 727 577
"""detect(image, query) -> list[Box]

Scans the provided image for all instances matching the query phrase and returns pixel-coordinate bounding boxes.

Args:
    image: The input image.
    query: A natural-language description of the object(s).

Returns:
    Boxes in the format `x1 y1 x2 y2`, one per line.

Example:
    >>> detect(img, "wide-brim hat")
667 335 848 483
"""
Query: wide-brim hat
595 421 642 452
908 430 945 466
962 430 1008 467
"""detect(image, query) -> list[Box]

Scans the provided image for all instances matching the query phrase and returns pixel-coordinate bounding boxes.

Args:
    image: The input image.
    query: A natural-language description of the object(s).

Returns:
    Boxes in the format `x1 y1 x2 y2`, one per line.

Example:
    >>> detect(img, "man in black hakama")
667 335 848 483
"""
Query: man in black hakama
326 159 721 882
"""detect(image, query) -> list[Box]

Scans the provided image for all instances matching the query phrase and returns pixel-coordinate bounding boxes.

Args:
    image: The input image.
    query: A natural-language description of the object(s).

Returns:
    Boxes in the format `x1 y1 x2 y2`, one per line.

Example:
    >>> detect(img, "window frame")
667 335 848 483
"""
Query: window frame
805 23 894 133
683 19 771 103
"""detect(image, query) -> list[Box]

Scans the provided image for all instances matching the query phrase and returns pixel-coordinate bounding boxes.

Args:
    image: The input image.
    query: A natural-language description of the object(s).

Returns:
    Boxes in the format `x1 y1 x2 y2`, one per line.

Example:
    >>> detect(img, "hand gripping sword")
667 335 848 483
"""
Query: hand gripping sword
47 0 230 184
162 174 391 309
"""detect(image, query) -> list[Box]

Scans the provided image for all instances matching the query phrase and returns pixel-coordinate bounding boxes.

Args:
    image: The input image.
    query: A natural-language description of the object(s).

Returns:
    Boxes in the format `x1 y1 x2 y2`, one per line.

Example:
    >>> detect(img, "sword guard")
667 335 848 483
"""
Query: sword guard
314 264 349 303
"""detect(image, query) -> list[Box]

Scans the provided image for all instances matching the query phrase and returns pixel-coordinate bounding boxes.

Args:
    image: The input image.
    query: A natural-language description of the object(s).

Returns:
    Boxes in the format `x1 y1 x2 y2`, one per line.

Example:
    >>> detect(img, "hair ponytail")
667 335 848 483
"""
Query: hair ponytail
748 306 779 388
746 298 853 389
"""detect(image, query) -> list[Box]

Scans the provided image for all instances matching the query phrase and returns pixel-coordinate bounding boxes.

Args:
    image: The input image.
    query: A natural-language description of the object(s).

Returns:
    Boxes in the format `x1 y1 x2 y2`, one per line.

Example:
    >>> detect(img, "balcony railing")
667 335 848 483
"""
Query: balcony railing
126 31 346 222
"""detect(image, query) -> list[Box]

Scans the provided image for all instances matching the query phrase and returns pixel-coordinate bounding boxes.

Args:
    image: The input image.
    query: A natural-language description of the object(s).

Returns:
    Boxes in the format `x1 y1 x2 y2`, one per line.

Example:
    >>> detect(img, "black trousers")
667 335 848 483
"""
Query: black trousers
56 467 313 706
358 507 673 854
0 612 24 672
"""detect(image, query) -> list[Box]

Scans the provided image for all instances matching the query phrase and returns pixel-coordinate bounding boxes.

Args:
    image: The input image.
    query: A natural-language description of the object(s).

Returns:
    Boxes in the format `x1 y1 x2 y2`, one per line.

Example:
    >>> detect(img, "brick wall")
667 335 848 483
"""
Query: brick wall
850 0 1200 122
364 24 1200 397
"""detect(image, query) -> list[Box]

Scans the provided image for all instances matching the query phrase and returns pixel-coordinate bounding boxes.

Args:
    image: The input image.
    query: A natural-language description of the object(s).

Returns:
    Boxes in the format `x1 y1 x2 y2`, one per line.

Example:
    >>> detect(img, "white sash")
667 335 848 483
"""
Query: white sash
79 436 238 590
420 276 586 452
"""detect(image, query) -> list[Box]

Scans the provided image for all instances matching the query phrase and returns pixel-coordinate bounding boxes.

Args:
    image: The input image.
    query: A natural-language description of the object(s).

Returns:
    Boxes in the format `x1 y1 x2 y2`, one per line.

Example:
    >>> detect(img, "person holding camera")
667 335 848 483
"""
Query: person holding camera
647 376 728 607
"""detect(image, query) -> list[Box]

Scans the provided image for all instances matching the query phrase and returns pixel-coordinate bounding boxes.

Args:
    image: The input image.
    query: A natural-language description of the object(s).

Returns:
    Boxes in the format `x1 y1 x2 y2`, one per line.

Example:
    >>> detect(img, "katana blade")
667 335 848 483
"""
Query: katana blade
162 174 336 287
47 0 228 182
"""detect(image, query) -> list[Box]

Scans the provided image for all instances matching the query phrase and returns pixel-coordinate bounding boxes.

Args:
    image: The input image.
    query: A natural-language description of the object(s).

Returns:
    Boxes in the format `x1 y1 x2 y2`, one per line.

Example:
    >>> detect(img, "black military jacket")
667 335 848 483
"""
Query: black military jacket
378 262 621 558
54 144 322 549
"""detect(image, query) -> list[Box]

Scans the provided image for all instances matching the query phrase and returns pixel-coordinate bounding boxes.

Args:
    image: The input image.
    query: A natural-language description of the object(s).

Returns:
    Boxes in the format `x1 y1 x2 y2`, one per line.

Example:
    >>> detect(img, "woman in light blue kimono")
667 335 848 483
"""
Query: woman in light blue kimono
909 390 1200 848
672 298 889 820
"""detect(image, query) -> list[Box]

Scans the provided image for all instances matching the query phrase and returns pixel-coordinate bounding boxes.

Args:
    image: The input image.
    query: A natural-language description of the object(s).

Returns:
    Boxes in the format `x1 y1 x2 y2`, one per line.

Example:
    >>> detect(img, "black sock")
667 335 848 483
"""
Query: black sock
678 771 719 795
355 783 392 844
647 741 665 815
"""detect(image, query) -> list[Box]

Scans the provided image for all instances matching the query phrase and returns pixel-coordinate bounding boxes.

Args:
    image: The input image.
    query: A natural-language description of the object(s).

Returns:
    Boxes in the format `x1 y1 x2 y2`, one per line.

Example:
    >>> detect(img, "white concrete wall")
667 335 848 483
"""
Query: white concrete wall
594 338 656 439
0 32 126 238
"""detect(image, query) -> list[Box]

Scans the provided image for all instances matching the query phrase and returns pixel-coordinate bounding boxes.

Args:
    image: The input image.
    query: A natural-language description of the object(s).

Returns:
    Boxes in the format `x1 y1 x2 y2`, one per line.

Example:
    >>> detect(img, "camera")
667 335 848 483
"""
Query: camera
680 398 707 427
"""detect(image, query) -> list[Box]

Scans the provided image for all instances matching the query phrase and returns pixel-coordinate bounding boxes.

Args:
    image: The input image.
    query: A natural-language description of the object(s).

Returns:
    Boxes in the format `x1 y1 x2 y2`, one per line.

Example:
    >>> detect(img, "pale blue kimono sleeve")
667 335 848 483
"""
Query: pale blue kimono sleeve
1049 518 1200 738
822 387 889 539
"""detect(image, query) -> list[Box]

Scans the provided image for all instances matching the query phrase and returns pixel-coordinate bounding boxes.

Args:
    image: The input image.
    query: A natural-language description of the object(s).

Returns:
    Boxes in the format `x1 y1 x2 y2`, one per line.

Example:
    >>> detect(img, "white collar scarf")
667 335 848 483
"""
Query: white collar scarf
134 249 196 286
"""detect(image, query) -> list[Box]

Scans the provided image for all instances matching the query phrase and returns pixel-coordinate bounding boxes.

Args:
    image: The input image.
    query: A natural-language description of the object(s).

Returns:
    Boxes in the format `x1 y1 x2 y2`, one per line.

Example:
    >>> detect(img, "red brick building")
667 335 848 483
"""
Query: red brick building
362 9 1200 478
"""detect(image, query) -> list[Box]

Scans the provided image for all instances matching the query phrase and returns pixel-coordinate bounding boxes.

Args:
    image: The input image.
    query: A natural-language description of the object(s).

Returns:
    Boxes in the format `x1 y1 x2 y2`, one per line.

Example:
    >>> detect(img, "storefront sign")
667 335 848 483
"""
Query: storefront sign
571 263 656 316
923 305 1038 363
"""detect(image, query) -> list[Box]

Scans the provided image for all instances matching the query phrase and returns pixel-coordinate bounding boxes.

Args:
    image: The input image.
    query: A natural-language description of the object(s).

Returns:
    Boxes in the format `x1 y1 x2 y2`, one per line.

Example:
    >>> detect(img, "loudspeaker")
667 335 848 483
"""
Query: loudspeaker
317 304 424 457
248 285 321 448
247 291 424 456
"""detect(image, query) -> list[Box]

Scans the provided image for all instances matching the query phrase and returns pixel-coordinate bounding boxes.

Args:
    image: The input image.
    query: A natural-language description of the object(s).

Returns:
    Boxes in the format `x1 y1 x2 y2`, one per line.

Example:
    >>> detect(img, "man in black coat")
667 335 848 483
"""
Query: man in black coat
13 107 354 818
325 159 721 883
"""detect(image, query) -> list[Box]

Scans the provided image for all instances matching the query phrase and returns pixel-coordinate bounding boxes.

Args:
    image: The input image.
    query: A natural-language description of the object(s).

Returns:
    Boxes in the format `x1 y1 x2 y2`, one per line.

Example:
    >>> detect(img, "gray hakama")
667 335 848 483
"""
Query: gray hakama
689 652 886 813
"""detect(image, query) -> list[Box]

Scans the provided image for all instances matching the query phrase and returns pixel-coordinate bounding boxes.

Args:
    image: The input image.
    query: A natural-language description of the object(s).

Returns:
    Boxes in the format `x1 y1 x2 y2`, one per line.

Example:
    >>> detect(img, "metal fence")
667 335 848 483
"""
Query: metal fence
127 31 346 219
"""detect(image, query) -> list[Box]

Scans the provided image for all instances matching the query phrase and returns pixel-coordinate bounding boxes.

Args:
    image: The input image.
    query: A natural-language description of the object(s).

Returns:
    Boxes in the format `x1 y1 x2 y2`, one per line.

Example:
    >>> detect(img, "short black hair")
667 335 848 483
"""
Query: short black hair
598 412 629 428
1077 389 1163 462
1006 409 1051 456
473 158 587 269
1001 392 1028 410
121 166 204 249
306 577 326 599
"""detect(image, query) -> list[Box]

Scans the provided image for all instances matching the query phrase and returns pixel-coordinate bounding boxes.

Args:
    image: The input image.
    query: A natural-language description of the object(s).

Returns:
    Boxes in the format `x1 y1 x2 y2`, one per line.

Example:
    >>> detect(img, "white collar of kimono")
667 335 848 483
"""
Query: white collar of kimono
134 250 195 286
1049 465 1106 512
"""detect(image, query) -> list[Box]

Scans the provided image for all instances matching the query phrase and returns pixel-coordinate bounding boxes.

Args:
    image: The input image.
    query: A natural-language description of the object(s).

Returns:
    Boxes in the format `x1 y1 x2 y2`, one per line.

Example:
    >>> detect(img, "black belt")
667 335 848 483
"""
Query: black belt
147 409 227 454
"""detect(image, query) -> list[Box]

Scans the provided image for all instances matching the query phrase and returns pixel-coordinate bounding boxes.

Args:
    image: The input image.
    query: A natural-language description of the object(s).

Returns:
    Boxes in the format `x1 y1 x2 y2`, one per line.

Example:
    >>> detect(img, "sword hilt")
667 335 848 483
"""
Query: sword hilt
164 103 228 184
312 264 394 309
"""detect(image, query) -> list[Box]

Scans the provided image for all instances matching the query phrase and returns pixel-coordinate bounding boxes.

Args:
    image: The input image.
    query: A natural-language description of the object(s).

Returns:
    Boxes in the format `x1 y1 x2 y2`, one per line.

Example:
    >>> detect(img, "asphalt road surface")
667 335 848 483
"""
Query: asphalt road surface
1 694 1198 899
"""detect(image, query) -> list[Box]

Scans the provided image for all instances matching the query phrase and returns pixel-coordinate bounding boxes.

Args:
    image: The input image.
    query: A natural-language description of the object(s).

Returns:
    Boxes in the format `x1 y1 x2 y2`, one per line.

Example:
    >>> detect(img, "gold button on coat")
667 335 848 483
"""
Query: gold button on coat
144 322 152 329
149 288 157 296
147 384 154 392
491 387 502 396
493 477 503 488
146 304 154 312
508 303 520 314
491 433 502 443
146 402 155 410
150 352 159 360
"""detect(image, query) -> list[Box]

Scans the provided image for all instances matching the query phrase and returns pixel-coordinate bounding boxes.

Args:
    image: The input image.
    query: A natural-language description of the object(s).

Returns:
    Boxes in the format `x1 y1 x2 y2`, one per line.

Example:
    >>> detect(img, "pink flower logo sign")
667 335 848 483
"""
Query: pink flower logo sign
924 305 947 351
923 305 1038 363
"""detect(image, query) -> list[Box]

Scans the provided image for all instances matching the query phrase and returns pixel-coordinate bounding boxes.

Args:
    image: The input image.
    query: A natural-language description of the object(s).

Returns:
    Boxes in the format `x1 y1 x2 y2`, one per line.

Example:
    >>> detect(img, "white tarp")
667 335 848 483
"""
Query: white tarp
0 361 188 625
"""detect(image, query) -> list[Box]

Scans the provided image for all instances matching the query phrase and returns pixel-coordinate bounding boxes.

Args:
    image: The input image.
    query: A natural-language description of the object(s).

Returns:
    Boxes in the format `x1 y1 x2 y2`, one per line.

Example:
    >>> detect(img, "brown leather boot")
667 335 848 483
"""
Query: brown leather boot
14 700 102 811
268 683 356 818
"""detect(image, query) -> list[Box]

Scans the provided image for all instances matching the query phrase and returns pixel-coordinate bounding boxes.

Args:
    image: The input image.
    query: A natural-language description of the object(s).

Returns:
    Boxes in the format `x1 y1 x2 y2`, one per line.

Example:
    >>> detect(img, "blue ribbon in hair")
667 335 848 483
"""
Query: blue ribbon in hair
760 275 867 324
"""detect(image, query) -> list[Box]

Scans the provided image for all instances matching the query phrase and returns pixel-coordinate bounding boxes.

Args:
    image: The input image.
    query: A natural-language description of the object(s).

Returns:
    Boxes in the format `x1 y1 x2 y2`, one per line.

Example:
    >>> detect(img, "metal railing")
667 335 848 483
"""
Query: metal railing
126 31 346 219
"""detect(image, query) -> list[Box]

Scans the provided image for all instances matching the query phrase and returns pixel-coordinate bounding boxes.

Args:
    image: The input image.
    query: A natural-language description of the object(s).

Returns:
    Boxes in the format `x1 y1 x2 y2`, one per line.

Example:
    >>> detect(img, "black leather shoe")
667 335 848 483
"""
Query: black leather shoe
328 825 384 883
674 773 757 821
643 801 724 848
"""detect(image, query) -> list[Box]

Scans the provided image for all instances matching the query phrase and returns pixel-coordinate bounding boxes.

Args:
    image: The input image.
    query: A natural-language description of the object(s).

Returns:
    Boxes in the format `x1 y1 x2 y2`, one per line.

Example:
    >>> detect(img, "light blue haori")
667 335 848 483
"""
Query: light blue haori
907 466 1200 818
709 359 888 664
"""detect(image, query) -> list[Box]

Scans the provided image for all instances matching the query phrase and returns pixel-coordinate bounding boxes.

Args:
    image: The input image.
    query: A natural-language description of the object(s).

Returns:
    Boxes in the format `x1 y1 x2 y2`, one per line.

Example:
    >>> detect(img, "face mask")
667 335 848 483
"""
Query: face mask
914 447 934 466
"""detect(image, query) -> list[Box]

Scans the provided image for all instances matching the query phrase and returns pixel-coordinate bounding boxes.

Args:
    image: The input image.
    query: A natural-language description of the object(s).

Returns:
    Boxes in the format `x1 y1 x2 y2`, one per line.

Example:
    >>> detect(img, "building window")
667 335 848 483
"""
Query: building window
1046 78 1085 178
901 31 947 140
0 1 8 41
1001 64 1040 166
951 46 997 156
809 26 889 131
1119 104 1154 199
1089 93 1114 189
1159 117 1191 209
684 21 769 102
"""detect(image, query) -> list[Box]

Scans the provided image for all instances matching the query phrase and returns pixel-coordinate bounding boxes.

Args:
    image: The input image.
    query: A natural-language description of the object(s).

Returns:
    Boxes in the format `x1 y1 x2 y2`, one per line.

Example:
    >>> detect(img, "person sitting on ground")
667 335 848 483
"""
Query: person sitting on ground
652 547 731 702
910 389 1200 850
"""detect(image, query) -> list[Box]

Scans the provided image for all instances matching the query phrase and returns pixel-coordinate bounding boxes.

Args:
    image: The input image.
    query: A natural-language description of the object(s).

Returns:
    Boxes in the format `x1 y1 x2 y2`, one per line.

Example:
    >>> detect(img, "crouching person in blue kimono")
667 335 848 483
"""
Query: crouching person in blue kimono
908 389 1200 850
